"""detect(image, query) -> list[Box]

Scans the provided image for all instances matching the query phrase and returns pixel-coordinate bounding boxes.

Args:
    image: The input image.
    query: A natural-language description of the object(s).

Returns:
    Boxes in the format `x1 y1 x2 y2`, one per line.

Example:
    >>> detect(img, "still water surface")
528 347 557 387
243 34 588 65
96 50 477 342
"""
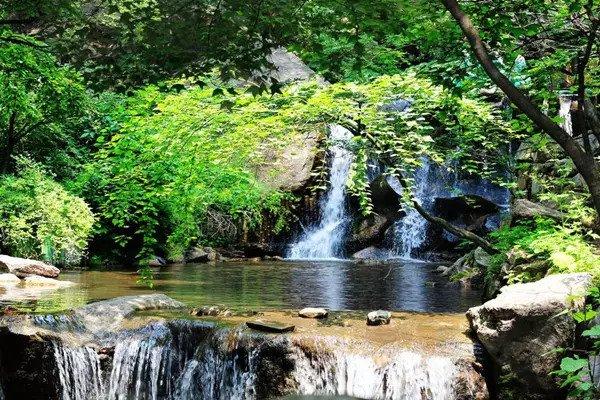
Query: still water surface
5 260 481 314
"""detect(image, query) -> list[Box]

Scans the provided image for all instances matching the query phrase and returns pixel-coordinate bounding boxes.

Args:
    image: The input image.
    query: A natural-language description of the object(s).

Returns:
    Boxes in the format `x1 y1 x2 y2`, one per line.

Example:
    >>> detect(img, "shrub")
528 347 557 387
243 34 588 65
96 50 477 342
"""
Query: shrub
0 159 95 266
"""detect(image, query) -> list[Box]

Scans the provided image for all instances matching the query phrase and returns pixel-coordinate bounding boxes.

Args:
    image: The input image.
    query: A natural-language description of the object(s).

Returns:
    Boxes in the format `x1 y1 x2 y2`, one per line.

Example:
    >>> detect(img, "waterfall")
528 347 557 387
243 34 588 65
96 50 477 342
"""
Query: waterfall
559 94 573 136
53 341 104 400
389 158 510 259
287 124 354 259
390 161 433 259
292 346 457 399
47 323 466 400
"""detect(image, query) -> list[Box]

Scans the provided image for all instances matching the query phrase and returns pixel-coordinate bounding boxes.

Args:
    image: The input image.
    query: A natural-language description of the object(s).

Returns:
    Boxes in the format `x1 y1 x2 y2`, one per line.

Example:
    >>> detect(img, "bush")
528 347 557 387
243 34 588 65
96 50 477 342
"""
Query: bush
0 159 95 266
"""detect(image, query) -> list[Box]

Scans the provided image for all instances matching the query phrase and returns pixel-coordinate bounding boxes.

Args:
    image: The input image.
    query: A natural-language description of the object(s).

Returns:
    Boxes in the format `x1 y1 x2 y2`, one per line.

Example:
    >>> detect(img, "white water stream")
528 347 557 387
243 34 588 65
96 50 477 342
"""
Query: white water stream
50 326 461 400
287 124 354 260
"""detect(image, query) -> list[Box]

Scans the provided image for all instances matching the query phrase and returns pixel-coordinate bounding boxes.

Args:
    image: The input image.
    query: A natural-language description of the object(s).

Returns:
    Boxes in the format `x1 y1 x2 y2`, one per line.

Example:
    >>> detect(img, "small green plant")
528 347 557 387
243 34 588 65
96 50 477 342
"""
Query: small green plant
137 266 155 289
552 287 600 399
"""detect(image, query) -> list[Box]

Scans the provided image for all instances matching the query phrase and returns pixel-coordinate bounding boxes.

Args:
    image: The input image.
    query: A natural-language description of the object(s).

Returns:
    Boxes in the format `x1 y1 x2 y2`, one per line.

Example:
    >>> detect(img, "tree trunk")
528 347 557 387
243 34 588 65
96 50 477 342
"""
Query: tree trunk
0 112 17 174
442 0 600 219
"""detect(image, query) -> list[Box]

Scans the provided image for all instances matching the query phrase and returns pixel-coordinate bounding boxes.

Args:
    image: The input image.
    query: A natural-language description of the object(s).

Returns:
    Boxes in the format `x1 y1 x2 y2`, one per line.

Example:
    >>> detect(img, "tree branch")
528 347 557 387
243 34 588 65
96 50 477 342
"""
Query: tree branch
442 0 600 220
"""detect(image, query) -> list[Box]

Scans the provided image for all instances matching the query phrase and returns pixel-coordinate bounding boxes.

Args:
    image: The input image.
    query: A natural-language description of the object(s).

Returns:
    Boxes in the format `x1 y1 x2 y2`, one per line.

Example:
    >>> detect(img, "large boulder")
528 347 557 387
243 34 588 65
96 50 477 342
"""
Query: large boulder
512 199 564 221
75 294 185 332
467 273 593 399
252 48 325 192
0 255 60 278
266 47 324 85
352 246 389 260
346 175 402 253
185 246 220 263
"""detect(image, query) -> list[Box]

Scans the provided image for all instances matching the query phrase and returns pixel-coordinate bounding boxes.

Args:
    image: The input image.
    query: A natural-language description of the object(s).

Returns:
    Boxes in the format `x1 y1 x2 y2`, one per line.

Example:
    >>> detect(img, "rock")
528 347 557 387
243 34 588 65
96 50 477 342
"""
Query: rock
298 307 328 319
367 310 392 326
473 247 492 269
442 251 474 277
190 305 231 317
75 294 185 332
185 246 220 263
467 273 593 398
0 273 21 285
433 195 500 237
246 320 295 333
380 98 413 113
254 130 321 192
352 246 389 260
246 50 324 193
266 47 323 85
0 255 60 278
148 257 167 267
512 199 564 221
21 276 75 288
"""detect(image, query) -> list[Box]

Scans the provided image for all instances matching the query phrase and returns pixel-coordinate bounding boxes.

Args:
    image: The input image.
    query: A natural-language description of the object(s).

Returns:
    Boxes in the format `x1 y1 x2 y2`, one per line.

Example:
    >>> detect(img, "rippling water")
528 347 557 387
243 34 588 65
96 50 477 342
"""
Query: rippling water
12 260 482 314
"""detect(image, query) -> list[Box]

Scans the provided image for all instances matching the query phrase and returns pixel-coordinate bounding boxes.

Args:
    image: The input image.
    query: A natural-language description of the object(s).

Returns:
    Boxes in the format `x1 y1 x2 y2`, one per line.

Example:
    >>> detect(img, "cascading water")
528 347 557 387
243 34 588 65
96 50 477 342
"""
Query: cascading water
53 341 104 400
287 124 354 259
389 158 510 259
559 94 573 136
389 161 432 259
46 321 465 400
292 342 457 399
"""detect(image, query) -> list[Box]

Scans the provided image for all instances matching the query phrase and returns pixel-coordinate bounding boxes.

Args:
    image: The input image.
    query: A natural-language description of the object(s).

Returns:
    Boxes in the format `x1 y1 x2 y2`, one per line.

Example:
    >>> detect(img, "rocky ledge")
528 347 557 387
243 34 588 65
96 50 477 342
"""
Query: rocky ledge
0 294 489 400
467 273 592 399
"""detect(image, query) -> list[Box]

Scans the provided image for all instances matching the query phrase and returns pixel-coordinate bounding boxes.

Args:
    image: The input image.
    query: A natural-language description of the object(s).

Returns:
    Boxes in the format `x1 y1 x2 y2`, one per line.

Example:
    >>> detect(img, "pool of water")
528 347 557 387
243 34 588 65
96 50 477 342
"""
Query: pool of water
5 260 481 314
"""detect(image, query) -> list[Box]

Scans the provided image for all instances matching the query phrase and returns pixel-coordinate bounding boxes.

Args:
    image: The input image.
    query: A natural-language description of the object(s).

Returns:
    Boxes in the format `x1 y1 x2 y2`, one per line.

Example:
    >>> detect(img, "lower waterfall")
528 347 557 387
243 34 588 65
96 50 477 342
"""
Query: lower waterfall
47 322 464 400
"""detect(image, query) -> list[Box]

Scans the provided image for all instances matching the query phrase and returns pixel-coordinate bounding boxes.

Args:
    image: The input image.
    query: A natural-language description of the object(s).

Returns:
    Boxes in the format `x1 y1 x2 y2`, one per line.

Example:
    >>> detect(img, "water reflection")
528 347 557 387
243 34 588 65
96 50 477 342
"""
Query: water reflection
9 261 481 314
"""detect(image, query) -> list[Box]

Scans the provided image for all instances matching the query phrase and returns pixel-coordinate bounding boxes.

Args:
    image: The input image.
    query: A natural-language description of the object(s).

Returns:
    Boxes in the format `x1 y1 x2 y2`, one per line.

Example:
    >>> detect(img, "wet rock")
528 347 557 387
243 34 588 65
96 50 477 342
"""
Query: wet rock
190 305 232 317
352 246 389 260
452 359 490 400
298 307 328 319
0 328 61 400
346 175 402 253
22 276 75 288
367 310 392 326
75 294 185 331
148 256 167 267
246 320 295 333
185 246 220 263
0 255 60 278
467 273 592 399
512 199 564 221
0 273 21 285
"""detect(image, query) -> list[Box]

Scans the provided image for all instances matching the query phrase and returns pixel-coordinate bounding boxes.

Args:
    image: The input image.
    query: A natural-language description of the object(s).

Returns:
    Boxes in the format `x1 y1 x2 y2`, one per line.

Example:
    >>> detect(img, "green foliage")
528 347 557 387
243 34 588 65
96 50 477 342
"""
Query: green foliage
0 33 91 178
306 73 513 211
490 218 600 284
72 81 313 262
553 287 600 399
291 0 463 83
0 159 95 266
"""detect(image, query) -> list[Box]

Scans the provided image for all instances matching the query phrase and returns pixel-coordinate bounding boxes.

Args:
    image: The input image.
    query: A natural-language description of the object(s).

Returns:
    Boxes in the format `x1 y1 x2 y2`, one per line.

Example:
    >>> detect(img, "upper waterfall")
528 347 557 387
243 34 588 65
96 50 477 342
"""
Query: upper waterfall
287 124 354 260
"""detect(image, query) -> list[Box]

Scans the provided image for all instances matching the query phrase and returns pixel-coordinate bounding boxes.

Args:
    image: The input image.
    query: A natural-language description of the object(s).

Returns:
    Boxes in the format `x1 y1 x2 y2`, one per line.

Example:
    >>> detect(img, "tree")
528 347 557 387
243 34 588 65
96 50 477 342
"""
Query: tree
442 0 600 219
0 36 90 176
